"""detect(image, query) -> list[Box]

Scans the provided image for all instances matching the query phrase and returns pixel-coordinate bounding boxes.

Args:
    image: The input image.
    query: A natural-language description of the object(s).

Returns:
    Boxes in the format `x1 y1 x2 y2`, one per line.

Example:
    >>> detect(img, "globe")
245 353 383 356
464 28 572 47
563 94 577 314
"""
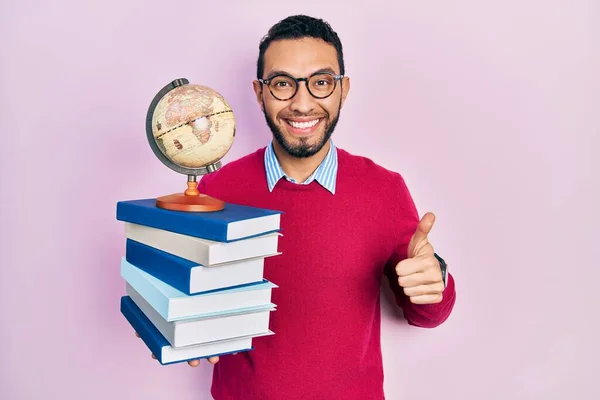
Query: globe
145 78 236 212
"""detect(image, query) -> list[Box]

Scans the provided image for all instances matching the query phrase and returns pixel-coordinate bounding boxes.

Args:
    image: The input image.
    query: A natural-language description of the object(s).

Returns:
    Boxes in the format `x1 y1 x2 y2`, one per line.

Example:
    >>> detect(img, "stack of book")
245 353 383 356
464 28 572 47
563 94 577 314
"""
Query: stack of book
115 198 282 365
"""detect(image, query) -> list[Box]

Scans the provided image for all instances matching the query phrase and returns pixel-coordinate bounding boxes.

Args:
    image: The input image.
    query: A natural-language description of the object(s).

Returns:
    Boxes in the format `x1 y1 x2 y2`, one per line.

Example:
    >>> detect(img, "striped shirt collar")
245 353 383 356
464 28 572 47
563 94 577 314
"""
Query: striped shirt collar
264 140 338 194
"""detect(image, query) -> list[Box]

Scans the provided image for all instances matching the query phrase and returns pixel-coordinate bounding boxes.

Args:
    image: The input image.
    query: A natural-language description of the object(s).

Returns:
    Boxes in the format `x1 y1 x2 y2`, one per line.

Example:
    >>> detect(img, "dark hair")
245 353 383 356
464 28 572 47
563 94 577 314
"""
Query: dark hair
257 15 345 79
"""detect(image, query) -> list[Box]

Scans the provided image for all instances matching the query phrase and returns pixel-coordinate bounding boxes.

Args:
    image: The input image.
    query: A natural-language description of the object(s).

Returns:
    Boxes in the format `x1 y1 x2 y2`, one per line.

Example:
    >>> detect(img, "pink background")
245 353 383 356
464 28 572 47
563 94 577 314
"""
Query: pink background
1 1 598 399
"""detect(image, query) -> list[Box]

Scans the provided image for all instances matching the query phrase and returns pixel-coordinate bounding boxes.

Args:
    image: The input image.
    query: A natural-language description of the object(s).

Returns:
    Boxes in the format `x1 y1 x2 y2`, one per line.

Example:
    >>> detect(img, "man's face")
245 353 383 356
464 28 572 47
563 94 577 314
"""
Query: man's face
253 37 350 158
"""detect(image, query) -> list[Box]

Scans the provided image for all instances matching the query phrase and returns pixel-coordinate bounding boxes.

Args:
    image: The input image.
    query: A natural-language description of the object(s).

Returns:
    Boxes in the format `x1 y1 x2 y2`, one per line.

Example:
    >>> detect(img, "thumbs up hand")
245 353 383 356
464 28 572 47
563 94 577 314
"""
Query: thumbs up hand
395 212 445 305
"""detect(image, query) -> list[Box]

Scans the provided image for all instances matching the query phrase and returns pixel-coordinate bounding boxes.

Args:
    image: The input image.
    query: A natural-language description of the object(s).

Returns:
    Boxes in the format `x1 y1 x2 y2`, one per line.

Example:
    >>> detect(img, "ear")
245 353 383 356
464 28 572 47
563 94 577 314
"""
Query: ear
252 80 264 111
340 76 350 108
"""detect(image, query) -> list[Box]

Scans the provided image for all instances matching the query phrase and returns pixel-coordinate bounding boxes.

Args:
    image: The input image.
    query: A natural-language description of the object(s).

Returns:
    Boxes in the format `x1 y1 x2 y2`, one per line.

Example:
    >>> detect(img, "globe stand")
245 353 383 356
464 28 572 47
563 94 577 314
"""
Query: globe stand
145 78 235 213
156 175 225 212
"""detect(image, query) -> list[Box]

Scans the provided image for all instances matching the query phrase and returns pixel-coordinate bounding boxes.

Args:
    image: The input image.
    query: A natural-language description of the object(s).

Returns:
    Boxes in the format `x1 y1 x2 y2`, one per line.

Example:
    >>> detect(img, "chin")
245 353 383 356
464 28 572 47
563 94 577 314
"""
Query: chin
262 106 338 159
277 129 329 158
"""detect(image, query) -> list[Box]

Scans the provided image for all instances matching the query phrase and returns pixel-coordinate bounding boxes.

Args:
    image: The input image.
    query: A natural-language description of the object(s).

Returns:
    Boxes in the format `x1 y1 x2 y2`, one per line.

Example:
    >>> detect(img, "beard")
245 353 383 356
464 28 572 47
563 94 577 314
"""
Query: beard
262 101 341 158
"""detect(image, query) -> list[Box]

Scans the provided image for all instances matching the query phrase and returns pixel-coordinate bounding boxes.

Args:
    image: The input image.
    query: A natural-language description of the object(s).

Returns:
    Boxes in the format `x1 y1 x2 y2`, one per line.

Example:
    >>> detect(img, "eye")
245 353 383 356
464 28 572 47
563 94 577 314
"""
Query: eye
269 76 295 89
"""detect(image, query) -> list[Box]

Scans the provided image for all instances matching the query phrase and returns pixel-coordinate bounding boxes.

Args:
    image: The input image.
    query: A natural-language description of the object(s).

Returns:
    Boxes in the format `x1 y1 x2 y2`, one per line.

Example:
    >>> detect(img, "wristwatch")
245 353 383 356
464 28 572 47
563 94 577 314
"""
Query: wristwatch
434 253 448 288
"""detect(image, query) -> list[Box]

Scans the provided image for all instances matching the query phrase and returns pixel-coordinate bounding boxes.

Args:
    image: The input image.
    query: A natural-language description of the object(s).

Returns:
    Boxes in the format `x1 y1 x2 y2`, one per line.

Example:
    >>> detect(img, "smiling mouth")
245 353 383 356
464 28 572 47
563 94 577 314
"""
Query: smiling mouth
285 119 321 129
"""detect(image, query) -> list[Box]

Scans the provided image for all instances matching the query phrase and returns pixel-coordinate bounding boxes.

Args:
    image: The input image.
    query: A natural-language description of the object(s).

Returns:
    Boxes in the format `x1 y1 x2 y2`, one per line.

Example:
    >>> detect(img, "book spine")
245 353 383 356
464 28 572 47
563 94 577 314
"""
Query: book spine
124 223 211 266
126 239 193 295
120 258 172 320
116 201 228 241
120 296 166 364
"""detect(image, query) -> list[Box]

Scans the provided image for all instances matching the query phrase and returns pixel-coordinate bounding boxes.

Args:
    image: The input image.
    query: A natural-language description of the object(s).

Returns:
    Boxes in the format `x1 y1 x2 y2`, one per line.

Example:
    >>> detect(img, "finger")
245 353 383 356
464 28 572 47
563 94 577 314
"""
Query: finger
409 293 443 304
135 332 140 338
207 356 219 364
396 257 428 277
188 359 201 367
395 258 422 277
397 272 426 288
151 353 156 359
411 212 436 245
403 282 445 298
399 266 442 288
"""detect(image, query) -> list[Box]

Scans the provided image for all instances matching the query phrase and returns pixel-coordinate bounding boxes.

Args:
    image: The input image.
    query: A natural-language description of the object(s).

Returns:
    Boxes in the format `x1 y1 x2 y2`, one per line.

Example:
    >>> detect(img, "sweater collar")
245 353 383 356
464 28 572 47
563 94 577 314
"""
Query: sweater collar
264 140 338 194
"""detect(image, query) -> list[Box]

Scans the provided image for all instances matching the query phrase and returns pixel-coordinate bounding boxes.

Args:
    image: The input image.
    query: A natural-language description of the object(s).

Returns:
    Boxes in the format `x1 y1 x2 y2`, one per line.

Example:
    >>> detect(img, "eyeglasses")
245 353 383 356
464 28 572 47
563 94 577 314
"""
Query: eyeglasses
258 71 344 101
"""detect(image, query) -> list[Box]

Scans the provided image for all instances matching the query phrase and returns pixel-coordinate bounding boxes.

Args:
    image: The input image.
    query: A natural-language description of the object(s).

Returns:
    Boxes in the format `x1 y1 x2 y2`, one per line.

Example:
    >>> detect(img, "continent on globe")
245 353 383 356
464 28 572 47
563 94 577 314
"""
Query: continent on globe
150 84 235 169
190 117 212 144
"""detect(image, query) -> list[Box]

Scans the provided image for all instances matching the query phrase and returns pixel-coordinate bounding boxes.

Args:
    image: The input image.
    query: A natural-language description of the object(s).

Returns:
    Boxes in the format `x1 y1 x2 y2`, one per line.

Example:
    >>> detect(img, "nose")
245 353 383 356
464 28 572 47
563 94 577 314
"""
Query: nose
289 81 315 114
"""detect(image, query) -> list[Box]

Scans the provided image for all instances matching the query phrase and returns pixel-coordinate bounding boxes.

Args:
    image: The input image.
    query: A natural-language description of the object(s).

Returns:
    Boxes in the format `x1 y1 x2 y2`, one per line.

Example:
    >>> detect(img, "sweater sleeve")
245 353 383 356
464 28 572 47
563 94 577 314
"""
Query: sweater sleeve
196 173 216 197
383 174 456 328
197 175 207 193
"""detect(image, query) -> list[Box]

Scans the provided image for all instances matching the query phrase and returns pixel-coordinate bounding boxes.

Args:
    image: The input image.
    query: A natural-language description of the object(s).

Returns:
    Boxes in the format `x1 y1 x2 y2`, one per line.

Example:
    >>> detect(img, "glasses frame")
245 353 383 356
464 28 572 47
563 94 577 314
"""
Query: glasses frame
258 71 344 101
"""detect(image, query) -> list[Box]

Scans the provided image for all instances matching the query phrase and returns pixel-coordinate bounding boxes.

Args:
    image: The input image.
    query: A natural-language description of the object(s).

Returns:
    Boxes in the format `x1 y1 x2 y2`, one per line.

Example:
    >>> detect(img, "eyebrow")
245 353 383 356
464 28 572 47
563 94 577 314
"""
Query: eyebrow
265 67 338 79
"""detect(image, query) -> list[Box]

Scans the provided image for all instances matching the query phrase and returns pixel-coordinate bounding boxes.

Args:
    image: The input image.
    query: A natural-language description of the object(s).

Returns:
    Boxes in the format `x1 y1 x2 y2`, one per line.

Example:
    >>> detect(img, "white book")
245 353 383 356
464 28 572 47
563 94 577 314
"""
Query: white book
121 257 277 321
127 284 275 348
121 295 274 365
124 222 281 266
155 331 274 365
187 255 269 294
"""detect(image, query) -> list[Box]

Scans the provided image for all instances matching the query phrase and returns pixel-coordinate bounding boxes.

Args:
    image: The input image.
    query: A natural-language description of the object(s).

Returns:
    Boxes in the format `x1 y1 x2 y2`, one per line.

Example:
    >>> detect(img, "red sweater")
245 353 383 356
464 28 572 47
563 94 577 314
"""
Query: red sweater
197 147 456 400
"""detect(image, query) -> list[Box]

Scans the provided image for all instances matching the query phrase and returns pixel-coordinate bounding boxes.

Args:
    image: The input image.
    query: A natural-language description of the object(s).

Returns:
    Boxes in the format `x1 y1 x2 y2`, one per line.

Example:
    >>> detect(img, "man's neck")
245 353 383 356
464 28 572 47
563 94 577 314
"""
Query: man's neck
272 139 331 183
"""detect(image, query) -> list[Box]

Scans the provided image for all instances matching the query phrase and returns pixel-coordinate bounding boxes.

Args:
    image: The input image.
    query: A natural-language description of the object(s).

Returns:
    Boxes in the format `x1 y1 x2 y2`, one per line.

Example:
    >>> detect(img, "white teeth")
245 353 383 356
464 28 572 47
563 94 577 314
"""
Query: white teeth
288 119 319 129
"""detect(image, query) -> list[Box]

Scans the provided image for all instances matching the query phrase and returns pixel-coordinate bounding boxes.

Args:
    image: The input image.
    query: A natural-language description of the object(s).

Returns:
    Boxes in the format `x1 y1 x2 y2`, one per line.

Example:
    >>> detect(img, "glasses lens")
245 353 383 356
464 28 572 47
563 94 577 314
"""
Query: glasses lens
269 75 297 100
308 74 336 98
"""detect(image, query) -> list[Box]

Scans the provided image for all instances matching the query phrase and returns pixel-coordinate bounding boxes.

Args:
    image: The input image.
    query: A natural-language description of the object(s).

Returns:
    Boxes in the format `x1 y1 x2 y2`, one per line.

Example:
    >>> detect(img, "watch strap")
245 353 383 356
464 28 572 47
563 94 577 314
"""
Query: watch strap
434 253 447 288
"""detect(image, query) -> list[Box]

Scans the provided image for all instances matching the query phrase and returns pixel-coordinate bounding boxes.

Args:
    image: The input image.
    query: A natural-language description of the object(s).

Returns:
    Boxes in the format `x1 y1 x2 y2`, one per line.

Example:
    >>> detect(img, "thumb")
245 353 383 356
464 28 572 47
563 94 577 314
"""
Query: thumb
409 212 435 250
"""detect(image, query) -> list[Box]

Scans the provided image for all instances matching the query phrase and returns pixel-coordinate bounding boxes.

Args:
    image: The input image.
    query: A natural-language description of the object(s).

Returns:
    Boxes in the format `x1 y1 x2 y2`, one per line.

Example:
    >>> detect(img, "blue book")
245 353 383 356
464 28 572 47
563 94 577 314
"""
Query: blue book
125 239 274 295
121 296 273 365
121 257 277 322
116 198 282 242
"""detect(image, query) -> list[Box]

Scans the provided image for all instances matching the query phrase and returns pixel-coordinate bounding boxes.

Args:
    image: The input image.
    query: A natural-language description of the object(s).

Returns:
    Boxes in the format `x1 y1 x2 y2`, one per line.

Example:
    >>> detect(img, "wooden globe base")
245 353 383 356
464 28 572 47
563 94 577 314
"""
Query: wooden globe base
156 182 224 212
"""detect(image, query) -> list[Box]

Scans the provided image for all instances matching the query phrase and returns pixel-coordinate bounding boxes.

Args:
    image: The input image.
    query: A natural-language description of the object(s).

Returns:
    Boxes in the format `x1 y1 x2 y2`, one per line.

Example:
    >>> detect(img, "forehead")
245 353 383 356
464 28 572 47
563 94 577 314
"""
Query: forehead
262 37 340 77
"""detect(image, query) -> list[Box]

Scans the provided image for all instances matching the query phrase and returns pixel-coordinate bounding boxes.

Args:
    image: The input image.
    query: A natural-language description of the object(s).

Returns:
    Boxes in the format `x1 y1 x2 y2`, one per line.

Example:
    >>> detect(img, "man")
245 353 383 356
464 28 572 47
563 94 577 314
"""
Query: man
193 14 455 399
